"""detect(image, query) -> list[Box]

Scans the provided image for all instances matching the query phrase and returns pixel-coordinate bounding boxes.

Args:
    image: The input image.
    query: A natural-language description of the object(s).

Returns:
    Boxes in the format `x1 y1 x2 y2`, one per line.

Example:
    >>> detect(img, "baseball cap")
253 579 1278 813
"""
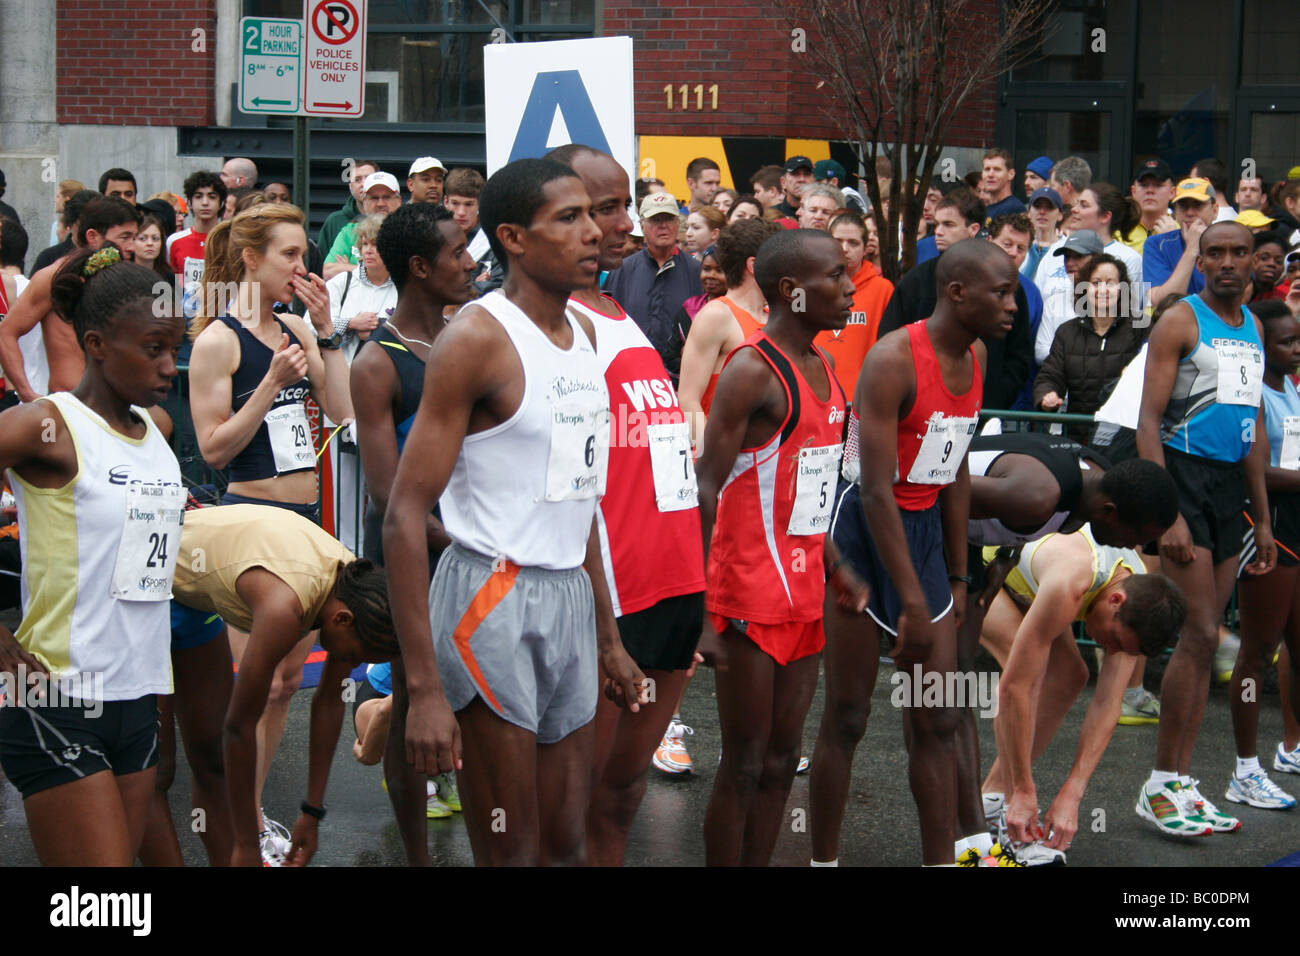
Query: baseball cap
1026 156 1054 180
814 159 846 182
639 192 681 219
1235 209 1276 229
1028 186 1063 211
1173 178 1215 204
1133 158 1174 184
784 155 814 174
408 157 446 176
1053 229 1106 256
363 171 401 194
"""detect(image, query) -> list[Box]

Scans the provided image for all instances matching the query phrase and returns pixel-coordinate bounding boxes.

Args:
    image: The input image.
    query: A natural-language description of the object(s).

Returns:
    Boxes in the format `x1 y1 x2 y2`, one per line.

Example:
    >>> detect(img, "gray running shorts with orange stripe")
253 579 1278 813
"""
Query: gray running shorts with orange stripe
429 543 597 743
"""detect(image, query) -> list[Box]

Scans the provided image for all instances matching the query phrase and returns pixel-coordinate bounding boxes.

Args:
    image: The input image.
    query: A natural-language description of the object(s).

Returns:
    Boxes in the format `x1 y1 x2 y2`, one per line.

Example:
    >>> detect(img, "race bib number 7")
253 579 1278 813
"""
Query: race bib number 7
111 483 185 601
545 402 610 501
647 421 697 512
906 415 978 485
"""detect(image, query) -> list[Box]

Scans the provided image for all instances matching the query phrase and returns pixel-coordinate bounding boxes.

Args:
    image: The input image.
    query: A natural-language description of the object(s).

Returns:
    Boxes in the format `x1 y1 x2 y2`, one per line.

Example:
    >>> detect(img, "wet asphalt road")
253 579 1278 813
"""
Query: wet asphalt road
3 651 1298 867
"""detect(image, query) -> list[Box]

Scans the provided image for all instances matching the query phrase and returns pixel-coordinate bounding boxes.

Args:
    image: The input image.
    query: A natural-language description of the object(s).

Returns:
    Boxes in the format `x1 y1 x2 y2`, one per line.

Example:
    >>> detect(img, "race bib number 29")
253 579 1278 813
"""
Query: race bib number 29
265 404 315 474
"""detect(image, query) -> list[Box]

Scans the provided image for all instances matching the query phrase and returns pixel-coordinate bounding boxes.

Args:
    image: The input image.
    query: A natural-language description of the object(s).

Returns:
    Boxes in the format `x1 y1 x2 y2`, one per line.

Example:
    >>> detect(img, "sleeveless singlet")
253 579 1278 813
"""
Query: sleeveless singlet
9 393 182 699
707 331 847 625
1262 376 1300 470
894 321 983 511
569 294 706 617
1160 295 1263 462
439 290 610 571
359 324 434 566
700 295 767 414
967 433 1097 546
218 314 314 482
1001 524 1145 647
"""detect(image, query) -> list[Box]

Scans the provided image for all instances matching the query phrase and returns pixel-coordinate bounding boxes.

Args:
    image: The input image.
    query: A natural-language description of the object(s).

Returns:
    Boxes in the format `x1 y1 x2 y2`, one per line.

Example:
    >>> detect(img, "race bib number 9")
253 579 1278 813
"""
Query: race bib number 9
906 415 978 485
1281 416 1300 471
647 420 697 512
1215 341 1263 407
265 404 316 474
111 483 185 601
788 443 843 535
545 402 610 501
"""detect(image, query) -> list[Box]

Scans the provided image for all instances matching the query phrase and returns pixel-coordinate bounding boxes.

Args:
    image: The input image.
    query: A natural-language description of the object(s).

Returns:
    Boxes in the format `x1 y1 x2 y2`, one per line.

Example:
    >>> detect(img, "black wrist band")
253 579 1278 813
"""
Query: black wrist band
948 574 973 586
300 800 326 820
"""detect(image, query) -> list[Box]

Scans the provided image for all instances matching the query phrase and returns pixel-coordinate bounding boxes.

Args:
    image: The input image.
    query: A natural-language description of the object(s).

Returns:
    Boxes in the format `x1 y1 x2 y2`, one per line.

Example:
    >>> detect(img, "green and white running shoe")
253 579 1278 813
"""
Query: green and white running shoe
1182 778 1241 832
1135 779 1213 837
433 772 462 813
1225 770 1297 810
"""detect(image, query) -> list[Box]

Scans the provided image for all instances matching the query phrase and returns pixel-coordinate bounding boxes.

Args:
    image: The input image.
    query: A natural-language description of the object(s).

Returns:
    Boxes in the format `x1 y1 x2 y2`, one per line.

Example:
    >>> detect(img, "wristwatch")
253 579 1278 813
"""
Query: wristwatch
317 330 344 350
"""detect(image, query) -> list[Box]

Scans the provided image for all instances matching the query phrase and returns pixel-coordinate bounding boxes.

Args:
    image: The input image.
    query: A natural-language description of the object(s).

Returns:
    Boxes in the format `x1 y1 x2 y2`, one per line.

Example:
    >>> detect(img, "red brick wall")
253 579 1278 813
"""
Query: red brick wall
605 0 998 148
57 0 216 126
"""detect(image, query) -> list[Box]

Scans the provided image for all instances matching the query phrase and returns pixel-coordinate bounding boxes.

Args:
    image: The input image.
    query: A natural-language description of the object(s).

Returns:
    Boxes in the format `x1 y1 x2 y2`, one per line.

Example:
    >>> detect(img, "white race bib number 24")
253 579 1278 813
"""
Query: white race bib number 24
111 483 185 601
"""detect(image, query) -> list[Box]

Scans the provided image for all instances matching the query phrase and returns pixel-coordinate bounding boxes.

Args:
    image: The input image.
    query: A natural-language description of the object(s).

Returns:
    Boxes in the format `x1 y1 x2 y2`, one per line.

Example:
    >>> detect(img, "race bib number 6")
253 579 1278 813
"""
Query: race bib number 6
545 402 610 501
906 415 978 485
788 443 843 535
111 483 185 601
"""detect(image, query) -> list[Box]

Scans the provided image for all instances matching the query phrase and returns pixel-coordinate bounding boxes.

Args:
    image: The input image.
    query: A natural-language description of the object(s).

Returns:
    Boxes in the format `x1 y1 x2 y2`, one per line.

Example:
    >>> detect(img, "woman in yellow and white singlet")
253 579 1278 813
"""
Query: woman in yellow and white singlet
0 245 185 865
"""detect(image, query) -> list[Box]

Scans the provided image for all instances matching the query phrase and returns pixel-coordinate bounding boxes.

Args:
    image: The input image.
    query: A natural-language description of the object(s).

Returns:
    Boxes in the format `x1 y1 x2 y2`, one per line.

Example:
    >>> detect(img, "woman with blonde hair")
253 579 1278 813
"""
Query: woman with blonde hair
187 201 352 864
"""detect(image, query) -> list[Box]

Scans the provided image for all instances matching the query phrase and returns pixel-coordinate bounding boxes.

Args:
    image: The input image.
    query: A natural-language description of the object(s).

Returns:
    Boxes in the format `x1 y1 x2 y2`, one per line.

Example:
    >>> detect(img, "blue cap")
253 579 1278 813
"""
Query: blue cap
1028 186 1063 211
1026 156 1054 179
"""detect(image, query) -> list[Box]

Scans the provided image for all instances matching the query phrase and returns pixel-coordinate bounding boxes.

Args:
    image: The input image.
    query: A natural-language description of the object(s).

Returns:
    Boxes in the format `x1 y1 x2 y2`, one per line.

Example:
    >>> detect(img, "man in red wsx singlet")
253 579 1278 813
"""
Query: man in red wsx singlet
696 228 869 867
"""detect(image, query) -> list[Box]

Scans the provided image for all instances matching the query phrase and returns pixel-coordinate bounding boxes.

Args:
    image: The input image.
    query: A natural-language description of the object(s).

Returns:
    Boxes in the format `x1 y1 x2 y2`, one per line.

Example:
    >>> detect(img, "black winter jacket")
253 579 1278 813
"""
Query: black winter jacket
1033 314 1148 419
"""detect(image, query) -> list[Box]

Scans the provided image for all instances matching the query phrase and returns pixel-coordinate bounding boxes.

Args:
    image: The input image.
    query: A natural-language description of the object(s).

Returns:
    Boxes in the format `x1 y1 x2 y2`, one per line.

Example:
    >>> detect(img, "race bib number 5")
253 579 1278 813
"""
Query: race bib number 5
788 443 843 535
906 415 978 485
1215 341 1263 407
545 402 610 501
111 483 185 601
265 404 315 474
647 421 697 512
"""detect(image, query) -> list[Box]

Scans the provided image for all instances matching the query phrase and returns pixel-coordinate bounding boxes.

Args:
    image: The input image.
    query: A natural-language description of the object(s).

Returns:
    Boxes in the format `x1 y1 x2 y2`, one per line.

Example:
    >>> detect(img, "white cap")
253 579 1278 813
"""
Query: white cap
362 171 401 194
408 156 446 176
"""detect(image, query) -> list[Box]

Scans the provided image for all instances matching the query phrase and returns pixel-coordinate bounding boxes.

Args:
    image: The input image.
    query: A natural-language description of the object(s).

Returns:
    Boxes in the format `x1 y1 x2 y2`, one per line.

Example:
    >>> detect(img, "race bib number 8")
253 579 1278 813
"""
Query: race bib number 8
111 483 185 601
545 403 610 501
906 415 978 485
265 404 315 474
647 421 697 512
788 443 843 535
1215 341 1263 407
1281 416 1300 470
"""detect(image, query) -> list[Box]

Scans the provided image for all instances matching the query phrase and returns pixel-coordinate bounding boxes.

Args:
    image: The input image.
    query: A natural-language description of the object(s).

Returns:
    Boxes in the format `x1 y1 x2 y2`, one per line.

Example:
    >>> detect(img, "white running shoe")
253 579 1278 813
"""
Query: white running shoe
1225 770 1297 810
1275 742 1300 775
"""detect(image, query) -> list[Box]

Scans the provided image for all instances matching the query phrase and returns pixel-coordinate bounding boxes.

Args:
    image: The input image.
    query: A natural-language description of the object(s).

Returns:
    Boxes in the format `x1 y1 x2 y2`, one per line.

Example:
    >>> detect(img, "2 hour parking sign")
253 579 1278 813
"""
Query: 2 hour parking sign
237 0 366 117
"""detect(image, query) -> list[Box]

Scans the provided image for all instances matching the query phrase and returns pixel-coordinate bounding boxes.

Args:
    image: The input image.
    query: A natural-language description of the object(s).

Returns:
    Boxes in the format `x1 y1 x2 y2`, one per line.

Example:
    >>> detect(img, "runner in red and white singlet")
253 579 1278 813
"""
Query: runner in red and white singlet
547 144 707 865
697 228 868 867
